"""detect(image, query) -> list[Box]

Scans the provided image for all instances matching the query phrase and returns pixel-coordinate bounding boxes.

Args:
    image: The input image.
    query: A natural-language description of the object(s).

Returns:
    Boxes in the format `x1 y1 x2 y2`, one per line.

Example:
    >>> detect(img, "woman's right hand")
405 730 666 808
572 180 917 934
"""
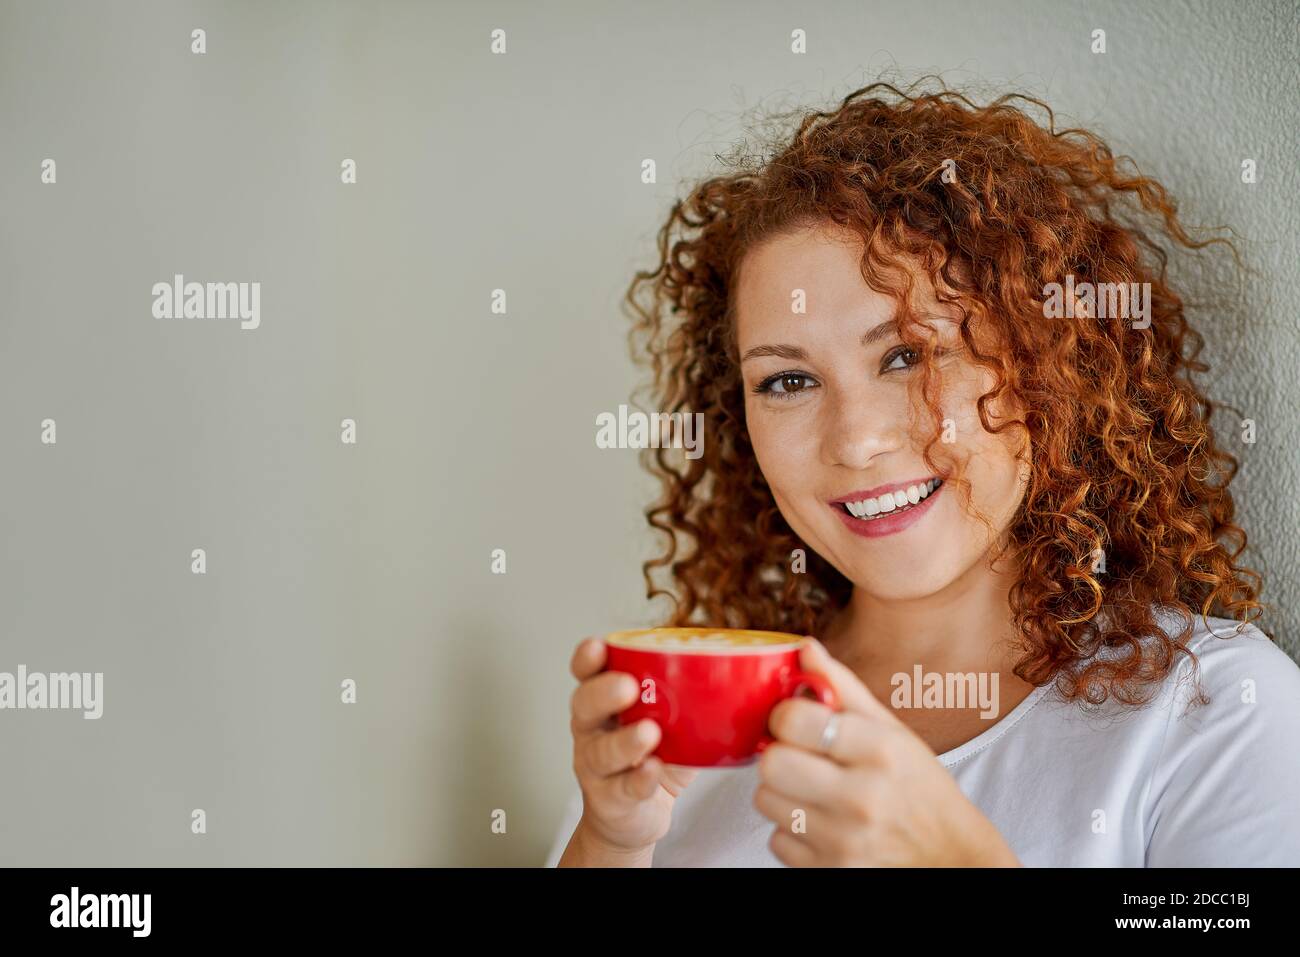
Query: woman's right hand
564 636 698 861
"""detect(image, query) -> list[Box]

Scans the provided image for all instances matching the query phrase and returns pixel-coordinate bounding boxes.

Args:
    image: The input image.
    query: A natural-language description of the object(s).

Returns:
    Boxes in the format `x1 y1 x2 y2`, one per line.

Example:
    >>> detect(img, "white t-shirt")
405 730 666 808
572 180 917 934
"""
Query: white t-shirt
543 613 1300 866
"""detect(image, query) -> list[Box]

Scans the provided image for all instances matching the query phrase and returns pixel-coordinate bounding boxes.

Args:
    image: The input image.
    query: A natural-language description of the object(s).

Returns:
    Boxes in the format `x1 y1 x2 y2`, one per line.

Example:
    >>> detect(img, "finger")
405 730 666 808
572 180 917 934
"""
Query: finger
767 696 885 769
583 718 661 778
753 782 853 859
614 755 666 803
754 780 873 868
752 780 830 832
756 740 843 807
569 637 607 682
768 828 818 868
570 671 639 733
659 763 699 797
800 638 896 721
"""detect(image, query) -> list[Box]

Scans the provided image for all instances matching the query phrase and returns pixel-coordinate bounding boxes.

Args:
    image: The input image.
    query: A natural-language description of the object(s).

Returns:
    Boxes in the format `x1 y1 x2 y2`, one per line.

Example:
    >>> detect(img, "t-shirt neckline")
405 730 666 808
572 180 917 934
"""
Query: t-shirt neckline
935 681 1053 767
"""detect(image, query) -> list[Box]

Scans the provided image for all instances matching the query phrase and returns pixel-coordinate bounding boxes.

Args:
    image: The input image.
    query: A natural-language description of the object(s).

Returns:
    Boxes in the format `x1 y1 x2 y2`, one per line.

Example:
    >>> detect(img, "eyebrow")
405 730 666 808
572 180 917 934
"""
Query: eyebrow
740 317 902 364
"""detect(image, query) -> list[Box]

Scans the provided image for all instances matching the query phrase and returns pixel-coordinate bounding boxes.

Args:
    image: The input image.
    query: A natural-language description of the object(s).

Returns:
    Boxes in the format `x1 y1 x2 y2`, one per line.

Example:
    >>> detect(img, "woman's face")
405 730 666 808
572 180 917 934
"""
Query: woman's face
734 222 1029 600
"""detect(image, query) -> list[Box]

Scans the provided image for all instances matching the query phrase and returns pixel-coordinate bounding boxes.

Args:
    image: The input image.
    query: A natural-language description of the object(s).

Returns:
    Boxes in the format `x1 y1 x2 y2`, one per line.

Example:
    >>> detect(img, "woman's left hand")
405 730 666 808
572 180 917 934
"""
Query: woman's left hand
754 638 1022 867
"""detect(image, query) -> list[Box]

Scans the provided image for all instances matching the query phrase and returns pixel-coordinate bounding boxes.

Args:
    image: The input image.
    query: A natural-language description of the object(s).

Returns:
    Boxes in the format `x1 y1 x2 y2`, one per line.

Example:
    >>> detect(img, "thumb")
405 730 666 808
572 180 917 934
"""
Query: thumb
797 637 897 723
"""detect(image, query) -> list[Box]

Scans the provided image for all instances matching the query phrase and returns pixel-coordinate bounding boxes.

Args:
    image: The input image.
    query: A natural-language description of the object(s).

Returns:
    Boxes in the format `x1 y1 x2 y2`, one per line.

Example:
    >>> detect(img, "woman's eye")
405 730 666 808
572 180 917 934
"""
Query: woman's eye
754 372 819 399
882 346 920 371
878 345 951 371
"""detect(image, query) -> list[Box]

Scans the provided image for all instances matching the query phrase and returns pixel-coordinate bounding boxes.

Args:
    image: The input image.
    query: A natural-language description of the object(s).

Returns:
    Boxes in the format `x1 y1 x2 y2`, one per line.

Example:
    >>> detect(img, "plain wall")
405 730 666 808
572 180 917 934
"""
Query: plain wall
0 0 1295 865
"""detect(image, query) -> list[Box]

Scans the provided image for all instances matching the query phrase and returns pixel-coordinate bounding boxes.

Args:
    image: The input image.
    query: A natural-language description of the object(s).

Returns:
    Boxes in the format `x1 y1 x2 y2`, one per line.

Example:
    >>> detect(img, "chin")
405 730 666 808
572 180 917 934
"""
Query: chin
851 565 955 600
831 534 965 593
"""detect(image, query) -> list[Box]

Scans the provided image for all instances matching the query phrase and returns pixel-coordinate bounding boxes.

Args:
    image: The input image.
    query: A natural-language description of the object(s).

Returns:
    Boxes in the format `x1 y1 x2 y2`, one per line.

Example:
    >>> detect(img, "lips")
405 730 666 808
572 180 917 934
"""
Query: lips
830 476 945 517
828 476 946 539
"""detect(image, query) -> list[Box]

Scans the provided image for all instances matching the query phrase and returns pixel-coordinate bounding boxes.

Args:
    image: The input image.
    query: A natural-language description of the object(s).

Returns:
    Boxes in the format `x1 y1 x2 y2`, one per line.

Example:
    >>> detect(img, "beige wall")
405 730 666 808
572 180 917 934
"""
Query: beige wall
0 0 1295 864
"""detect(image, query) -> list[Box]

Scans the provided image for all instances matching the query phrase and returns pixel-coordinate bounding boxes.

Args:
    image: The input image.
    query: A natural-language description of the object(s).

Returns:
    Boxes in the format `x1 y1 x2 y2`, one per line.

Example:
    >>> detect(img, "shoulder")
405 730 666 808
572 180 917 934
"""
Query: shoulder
1142 610 1300 865
1047 608 1299 728
1161 610 1300 719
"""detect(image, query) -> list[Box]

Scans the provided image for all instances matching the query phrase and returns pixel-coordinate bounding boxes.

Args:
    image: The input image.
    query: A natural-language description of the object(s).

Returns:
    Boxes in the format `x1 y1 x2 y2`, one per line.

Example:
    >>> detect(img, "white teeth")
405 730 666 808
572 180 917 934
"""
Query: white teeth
842 479 943 519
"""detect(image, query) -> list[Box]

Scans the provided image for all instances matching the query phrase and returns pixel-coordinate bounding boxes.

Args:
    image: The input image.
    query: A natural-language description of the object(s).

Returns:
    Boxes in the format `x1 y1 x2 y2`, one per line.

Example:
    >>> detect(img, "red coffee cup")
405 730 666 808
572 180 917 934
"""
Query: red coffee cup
603 627 840 767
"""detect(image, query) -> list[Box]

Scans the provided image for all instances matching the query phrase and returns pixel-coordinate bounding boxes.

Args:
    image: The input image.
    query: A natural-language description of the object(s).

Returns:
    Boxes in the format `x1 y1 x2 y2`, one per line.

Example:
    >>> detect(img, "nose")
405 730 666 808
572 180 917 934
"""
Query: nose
819 384 906 470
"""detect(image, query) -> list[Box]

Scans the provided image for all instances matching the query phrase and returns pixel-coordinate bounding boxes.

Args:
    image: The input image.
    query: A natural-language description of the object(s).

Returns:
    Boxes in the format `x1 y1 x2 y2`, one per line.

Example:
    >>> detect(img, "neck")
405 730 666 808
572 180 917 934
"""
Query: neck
823 550 1025 676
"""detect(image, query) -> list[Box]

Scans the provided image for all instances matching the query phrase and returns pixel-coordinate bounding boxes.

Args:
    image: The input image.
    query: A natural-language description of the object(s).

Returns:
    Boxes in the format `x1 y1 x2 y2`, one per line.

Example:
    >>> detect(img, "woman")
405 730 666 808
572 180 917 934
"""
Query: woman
546 80 1300 867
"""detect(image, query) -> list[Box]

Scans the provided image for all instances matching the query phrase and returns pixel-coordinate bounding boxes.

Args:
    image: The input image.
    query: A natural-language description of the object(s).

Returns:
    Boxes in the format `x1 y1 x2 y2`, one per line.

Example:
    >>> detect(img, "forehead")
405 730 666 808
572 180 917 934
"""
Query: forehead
733 223 937 338
736 223 867 298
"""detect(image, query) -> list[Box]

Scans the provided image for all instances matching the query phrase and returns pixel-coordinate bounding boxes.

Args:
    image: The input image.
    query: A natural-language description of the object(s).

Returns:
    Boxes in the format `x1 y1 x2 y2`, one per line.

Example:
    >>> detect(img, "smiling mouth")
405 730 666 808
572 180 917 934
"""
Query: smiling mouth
836 477 945 520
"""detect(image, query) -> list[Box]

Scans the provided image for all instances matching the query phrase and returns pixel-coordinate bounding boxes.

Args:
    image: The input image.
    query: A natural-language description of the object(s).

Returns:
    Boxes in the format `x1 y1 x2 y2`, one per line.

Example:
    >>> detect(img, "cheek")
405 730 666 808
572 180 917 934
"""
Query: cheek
936 363 1021 445
961 416 1029 522
973 435 1025 495
933 370 1028 519
745 402 815 484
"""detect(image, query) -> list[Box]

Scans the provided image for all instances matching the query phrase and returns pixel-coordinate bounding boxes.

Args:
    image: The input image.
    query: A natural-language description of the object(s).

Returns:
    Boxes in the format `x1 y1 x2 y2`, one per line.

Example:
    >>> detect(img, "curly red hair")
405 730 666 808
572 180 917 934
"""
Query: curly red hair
624 78 1271 710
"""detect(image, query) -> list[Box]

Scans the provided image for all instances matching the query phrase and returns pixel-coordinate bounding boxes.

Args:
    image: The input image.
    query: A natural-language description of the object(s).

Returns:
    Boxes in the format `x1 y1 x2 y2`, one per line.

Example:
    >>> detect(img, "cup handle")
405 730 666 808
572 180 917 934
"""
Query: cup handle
755 671 840 753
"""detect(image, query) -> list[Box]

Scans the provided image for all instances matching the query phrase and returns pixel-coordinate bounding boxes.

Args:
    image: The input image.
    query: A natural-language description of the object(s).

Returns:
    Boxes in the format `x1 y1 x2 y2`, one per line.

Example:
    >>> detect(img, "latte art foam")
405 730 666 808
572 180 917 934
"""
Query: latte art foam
604 627 806 652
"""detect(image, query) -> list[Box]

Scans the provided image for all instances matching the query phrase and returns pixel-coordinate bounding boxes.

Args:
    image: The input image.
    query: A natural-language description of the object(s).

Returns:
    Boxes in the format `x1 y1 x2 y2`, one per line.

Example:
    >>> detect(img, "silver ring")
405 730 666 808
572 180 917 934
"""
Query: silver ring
817 711 841 754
